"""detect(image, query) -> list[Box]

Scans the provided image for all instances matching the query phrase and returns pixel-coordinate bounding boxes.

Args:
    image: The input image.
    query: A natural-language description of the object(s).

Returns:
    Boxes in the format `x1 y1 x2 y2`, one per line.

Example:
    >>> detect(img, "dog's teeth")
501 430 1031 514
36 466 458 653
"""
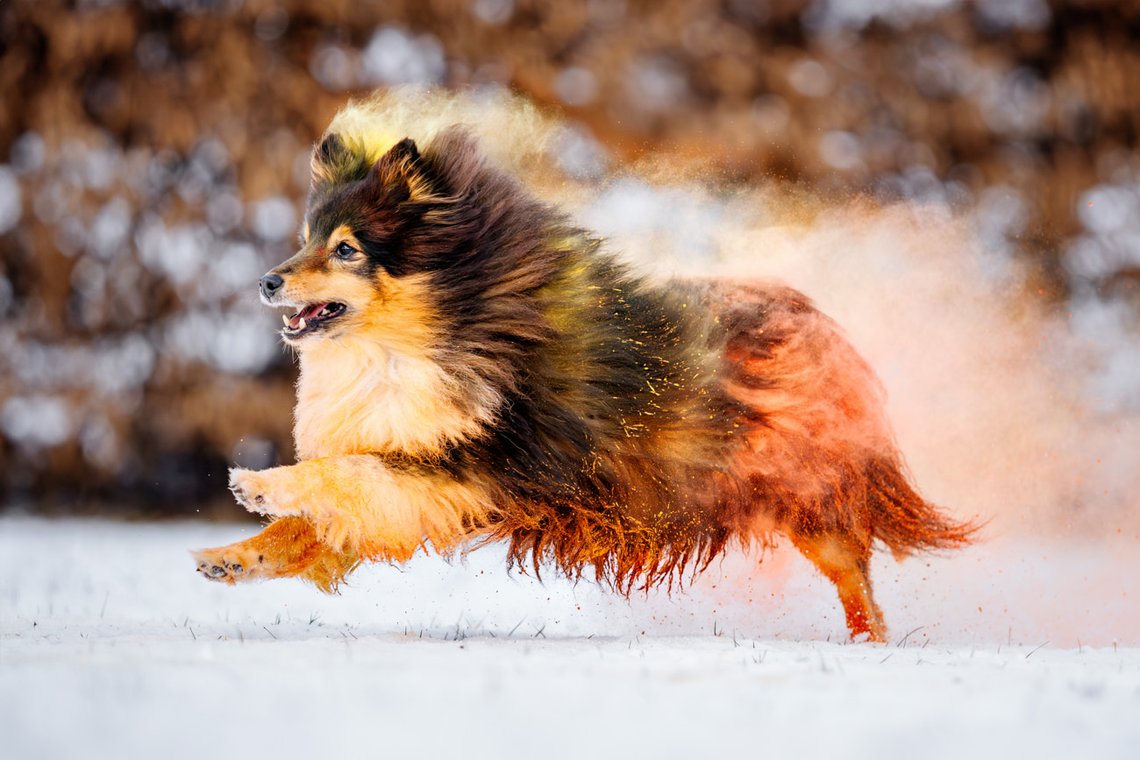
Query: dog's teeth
298 317 307 329
282 315 290 326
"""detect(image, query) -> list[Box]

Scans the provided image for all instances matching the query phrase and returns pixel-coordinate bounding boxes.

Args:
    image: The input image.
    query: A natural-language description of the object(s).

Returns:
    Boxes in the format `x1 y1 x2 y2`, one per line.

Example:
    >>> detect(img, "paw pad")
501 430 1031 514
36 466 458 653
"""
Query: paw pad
196 557 249 583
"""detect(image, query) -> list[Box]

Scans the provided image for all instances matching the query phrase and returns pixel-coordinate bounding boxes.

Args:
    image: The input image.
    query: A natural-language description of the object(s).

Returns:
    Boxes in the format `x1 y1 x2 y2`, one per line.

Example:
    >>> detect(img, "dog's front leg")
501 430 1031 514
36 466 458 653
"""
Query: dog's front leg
228 455 493 562
193 516 360 592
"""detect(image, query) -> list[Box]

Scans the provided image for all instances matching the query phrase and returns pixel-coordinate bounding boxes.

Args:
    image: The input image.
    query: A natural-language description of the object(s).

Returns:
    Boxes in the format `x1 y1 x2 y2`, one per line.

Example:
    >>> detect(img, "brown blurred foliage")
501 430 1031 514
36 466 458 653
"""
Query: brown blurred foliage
1 0 1138 514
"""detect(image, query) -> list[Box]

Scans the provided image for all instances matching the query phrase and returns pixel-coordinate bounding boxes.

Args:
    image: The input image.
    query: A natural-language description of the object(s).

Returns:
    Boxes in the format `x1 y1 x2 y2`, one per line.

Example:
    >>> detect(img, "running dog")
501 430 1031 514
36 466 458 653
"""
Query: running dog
194 97 974 642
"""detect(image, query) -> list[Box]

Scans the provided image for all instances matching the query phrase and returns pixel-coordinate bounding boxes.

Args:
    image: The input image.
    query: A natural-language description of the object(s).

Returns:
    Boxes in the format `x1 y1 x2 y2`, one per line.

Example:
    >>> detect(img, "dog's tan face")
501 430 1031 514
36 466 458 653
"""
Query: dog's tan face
260 224 376 344
258 136 435 348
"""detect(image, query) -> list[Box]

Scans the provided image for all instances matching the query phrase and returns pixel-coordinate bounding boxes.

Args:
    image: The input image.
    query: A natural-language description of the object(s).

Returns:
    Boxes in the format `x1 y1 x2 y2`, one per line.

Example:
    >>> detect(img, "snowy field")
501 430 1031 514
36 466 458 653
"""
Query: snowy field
2 517 1138 759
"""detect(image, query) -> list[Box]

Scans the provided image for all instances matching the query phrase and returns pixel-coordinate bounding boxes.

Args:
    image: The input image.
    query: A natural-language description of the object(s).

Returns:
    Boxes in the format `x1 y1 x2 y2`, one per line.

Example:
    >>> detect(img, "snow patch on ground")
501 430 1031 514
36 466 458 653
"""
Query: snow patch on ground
2 518 1138 759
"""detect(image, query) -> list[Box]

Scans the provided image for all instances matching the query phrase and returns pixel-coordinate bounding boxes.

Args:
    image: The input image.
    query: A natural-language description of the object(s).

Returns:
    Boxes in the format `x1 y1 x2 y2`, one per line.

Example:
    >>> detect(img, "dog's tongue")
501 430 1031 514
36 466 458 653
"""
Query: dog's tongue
288 303 326 330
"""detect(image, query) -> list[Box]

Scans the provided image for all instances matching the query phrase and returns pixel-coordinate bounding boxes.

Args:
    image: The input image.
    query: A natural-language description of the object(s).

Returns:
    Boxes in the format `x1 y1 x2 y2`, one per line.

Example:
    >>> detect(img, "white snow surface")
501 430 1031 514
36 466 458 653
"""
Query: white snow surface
2 517 1138 759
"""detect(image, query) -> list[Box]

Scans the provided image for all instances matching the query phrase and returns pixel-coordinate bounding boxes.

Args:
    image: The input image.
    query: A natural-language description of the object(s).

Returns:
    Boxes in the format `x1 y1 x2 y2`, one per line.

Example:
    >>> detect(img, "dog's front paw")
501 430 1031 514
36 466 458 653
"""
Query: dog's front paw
229 467 304 518
192 544 265 585
228 468 282 515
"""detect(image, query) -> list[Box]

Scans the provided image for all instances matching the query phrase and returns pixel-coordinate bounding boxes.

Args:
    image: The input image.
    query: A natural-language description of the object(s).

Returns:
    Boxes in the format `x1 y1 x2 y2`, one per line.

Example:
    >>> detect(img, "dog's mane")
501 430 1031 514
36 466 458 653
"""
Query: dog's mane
421 130 739 590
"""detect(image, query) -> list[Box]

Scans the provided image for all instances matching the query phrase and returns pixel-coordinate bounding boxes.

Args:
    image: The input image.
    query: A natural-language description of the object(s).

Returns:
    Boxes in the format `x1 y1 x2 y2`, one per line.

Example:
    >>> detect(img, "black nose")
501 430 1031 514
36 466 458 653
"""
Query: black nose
259 273 284 299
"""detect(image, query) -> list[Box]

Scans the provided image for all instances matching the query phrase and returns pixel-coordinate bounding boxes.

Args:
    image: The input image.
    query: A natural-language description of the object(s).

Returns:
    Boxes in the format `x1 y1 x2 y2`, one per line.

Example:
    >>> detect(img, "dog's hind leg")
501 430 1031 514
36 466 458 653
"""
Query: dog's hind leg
789 532 887 643
193 516 359 592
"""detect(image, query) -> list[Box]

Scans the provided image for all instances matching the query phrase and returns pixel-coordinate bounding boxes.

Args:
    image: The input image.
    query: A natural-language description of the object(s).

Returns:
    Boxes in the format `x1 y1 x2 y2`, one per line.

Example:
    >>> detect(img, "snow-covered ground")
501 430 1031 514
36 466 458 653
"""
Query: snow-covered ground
1 517 1138 759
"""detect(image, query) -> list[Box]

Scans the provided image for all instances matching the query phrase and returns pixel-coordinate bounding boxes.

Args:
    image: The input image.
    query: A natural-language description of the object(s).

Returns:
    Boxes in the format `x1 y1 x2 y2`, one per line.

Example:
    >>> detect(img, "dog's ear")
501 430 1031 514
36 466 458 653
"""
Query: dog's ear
382 137 420 167
310 132 355 187
371 138 433 203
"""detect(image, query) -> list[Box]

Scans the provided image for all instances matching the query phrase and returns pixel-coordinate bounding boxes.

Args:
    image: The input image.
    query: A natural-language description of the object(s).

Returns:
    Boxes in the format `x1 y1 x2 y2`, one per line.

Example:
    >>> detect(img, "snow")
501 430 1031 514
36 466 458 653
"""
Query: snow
2 518 1138 759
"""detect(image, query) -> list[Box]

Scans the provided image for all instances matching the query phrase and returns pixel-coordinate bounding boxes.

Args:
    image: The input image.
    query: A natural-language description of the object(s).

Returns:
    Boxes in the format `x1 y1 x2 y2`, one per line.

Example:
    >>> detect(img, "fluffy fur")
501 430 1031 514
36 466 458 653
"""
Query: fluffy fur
194 96 975 642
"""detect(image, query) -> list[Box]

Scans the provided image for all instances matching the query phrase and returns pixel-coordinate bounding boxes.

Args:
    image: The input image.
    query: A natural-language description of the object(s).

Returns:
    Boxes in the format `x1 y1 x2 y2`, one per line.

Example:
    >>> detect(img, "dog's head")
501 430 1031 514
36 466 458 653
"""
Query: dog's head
259 130 475 347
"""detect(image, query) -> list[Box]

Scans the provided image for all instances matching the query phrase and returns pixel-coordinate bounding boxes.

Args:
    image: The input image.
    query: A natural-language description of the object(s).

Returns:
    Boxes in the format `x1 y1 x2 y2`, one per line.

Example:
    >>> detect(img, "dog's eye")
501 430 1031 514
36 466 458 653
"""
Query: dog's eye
334 241 356 260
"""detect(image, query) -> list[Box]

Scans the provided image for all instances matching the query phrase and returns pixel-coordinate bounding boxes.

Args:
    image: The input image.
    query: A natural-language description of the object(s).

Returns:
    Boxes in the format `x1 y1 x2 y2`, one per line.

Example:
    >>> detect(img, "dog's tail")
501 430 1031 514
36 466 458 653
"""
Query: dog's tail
864 456 979 557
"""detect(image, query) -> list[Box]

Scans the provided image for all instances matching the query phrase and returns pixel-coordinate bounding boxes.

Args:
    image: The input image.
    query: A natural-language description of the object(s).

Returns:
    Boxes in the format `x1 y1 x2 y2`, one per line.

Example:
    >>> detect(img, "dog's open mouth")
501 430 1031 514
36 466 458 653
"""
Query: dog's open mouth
281 302 347 338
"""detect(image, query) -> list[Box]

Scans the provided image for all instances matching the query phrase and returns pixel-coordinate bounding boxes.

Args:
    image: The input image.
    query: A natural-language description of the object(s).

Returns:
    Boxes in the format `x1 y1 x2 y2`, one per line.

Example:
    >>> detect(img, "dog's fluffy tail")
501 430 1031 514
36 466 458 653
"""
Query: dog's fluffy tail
865 456 978 556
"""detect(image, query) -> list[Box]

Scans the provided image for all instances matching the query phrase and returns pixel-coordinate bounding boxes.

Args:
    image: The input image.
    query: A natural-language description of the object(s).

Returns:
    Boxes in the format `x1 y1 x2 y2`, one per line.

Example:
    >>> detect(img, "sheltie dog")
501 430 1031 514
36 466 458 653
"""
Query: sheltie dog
194 95 974 642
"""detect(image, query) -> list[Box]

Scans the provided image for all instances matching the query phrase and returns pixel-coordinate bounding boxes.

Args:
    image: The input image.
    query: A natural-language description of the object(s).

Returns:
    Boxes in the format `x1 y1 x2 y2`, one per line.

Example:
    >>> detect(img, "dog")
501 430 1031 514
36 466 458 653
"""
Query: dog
193 96 974 642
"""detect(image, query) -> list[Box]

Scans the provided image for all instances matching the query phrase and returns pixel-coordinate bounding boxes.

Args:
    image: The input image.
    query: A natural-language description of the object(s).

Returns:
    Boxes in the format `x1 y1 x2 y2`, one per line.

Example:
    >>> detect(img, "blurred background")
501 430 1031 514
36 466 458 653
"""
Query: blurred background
1 0 1138 518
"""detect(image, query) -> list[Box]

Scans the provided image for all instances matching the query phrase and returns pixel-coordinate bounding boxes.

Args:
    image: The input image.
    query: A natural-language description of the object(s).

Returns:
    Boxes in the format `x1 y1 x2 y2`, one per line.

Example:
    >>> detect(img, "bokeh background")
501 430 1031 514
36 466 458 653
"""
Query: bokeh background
1 0 1138 517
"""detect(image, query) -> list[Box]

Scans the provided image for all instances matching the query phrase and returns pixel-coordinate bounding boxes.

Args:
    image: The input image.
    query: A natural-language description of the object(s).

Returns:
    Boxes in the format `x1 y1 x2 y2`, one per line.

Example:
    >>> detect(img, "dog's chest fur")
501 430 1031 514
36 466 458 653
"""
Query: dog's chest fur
292 336 489 460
